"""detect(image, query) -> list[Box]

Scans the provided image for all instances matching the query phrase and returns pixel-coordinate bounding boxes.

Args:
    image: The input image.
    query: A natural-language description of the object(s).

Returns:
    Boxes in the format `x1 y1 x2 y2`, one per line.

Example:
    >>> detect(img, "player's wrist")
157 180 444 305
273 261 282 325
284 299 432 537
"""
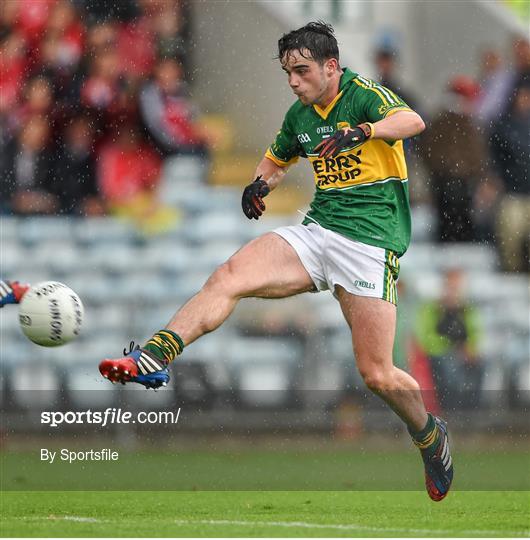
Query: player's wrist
357 122 375 140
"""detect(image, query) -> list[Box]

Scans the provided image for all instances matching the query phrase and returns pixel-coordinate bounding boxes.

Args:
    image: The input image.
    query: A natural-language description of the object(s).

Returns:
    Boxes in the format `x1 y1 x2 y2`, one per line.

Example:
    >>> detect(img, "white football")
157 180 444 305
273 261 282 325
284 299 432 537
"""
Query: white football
18 281 84 347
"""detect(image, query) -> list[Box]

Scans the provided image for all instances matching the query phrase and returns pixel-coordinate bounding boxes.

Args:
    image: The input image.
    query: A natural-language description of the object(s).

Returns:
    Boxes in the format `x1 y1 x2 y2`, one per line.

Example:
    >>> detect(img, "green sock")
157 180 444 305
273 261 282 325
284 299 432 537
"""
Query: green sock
143 329 184 363
409 413 440 456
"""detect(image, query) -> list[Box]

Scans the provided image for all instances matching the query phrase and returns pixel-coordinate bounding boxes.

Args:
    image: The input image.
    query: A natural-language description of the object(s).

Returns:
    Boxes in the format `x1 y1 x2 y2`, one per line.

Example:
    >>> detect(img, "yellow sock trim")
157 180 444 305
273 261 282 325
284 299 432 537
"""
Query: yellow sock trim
159 330 182 355
414 426 439 449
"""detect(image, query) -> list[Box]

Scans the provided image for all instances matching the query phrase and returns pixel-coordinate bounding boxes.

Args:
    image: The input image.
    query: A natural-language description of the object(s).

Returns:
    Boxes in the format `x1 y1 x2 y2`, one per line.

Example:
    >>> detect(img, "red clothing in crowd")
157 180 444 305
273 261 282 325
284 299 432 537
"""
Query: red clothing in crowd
97 141 161 203
118 18 156 79
47 21 85 69
163 94 204 146
0 54 26 111
16 0 56 44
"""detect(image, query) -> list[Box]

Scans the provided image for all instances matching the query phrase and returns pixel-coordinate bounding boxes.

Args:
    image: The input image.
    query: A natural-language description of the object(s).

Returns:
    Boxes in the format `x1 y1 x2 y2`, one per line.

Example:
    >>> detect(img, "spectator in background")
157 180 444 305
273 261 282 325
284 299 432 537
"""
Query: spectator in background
9 75 55 134
97 123 161 204
374 44 418 111
421 76 487 242
96 123 177 233
81 39 138 133
0 28 27 115
415 269 483 410
139 57 210 157
53 114 103 216
12 0 55 50
471 175 502 245
476 48 510 129
39 0 85 107
45 0 85 73
115 0 183 83
477 37 530 128
1 115 58 215
151 0 187 63
81 48 121 112
490 78 530 272
510 37 530 89
0 0 20 30
0 0 192 221
85 19 118 54
81 20 120 116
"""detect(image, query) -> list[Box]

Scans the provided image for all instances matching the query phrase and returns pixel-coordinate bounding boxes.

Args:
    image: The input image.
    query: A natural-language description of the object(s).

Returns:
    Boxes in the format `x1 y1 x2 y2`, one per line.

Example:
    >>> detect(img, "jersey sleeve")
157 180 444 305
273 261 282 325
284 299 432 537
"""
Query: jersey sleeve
355 79 413 123
264 114 302 168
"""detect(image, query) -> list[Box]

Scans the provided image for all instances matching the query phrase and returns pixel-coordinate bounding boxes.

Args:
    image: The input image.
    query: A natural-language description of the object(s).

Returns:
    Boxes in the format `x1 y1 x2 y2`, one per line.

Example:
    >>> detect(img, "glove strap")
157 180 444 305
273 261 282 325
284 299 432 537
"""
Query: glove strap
358 122 375 139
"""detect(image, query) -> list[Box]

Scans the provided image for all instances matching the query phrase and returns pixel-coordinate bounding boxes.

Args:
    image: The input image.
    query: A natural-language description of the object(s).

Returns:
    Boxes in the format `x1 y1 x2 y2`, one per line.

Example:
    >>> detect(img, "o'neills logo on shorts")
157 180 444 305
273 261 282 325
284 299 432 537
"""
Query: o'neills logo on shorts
354 280 375 290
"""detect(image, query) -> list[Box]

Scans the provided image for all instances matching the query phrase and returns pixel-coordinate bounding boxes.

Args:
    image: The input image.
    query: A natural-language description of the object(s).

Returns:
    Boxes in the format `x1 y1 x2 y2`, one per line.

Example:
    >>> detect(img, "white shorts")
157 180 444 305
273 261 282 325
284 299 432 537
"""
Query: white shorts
274 222 400 305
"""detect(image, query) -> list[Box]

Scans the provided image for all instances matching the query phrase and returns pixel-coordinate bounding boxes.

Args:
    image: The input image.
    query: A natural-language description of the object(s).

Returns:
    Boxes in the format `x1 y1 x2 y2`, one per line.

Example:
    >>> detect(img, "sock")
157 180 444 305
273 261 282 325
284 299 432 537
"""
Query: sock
409 413 440 456
143 329 184 364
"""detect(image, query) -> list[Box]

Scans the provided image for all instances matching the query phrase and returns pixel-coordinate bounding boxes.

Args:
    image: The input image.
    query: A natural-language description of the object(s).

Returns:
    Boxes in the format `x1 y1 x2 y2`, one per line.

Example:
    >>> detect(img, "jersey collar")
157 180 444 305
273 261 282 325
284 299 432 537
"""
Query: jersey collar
339 67 358 89
312 67 358 120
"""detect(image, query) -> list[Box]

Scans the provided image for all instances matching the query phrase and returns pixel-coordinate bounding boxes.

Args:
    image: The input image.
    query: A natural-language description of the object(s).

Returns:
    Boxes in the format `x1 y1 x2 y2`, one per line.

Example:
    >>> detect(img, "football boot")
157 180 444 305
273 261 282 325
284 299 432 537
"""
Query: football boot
0 280 29 307
99 342 170 389
421 416 454 501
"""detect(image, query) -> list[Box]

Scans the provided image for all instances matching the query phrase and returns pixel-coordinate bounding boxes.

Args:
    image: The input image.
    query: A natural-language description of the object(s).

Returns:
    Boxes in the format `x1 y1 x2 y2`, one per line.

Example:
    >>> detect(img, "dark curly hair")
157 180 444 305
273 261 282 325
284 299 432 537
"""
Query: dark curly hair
277 21 339 65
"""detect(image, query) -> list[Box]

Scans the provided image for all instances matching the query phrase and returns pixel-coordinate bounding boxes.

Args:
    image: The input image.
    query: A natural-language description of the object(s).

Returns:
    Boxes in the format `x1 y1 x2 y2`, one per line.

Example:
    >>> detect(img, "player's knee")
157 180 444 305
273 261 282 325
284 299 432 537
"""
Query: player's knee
359 364 392 393
204 259 239 296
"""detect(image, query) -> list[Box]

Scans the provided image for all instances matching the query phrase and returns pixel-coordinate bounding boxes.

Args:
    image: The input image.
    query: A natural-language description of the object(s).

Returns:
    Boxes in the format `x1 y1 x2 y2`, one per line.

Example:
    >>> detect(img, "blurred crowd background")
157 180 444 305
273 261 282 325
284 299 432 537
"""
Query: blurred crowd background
0 0 529 435
0 0 207 225
1 0 529 269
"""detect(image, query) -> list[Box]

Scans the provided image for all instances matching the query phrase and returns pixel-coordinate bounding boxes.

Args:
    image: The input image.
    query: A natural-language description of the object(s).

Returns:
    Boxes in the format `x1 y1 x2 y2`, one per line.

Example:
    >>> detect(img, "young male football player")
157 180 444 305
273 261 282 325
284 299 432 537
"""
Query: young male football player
100 22 453 501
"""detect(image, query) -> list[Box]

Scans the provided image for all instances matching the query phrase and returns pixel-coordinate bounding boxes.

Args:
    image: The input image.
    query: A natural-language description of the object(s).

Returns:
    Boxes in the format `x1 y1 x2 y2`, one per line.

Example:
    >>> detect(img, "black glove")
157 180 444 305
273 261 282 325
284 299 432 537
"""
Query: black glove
241 175 270 220
314 124 371 158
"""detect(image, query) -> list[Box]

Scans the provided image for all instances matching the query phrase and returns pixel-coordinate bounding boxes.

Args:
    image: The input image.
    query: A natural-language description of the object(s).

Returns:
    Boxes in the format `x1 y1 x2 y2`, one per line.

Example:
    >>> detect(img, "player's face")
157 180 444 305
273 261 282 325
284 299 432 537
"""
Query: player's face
281 49 333 106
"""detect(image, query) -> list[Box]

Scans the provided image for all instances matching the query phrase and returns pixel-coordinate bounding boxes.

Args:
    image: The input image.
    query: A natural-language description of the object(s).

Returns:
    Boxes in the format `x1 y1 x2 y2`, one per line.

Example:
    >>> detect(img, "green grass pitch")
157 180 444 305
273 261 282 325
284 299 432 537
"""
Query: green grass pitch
1 490 529 537
2 448 529 536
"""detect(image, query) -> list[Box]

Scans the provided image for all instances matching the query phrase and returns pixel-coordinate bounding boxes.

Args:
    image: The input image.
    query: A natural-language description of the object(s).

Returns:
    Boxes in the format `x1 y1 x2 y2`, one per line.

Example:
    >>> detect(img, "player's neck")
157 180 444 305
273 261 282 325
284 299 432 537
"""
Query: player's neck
316 72 342 109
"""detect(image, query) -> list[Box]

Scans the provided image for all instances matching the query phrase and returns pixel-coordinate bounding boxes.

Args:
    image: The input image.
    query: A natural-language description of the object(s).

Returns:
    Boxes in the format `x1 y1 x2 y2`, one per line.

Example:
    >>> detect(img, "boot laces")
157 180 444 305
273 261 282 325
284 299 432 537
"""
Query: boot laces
123 341 140 356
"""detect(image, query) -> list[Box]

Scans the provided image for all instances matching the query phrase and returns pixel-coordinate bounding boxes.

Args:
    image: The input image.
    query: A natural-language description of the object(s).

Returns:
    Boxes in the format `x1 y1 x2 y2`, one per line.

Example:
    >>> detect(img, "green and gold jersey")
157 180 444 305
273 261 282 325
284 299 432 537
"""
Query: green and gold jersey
265 68 413 256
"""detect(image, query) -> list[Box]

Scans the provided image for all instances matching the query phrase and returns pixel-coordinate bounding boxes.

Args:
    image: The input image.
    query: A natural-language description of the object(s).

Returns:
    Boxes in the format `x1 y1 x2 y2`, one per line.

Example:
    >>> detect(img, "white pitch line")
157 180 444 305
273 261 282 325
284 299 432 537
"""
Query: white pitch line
10 516 530 536
60 516 102 523
174 518 530 537
12 516 105 523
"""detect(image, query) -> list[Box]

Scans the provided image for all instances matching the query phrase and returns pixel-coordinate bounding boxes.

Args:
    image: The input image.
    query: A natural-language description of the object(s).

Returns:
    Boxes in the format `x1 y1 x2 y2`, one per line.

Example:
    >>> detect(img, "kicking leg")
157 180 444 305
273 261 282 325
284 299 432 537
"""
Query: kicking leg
167 232 315 345
99 233 314 386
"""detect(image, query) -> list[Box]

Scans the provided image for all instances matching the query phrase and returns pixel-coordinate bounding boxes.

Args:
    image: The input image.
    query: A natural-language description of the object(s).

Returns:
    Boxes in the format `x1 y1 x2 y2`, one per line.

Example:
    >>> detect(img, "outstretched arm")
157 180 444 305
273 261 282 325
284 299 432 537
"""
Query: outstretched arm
316 110 425 158
371 110 425 141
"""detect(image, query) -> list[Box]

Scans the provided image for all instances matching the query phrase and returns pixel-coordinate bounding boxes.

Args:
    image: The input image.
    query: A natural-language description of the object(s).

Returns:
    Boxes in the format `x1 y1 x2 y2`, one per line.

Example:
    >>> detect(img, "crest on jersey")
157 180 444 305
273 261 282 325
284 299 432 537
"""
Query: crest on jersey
337 122 351 130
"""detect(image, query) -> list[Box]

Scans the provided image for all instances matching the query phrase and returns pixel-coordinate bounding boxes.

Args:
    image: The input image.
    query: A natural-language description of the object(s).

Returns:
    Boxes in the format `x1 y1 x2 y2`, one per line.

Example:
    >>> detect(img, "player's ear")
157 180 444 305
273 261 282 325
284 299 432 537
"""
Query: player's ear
325 58 338 74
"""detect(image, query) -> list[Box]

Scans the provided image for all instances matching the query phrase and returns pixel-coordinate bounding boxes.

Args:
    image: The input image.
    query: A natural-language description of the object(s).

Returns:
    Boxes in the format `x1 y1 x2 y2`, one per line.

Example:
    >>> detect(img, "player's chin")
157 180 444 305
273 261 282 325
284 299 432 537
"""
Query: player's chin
296 94 309 105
